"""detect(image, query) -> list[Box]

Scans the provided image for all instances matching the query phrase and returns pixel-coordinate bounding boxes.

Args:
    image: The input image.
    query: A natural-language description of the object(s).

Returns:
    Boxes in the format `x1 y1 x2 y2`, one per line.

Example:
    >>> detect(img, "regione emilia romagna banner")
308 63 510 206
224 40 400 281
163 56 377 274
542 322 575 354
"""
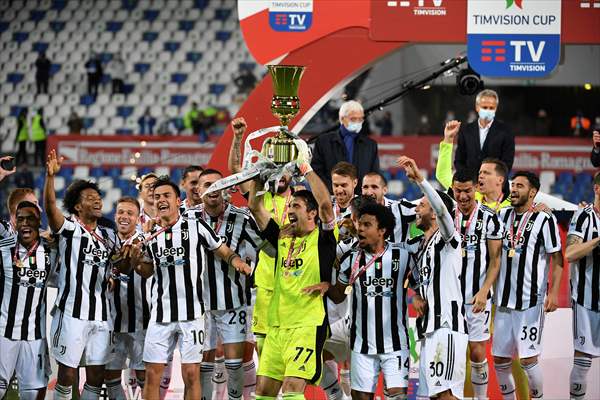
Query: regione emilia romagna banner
467 0 561 77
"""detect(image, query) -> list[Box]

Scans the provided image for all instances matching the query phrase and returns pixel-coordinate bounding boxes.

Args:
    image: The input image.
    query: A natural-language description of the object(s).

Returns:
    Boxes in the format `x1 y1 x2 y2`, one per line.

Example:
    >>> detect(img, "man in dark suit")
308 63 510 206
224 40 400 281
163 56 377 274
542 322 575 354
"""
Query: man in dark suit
311 100 380 194
454 89 515 175
591 130 600 167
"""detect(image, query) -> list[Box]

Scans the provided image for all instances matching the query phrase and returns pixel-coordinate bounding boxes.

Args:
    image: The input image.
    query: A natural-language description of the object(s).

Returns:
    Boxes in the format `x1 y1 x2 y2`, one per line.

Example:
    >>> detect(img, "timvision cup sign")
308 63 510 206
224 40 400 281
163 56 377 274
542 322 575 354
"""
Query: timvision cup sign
467 0 561 77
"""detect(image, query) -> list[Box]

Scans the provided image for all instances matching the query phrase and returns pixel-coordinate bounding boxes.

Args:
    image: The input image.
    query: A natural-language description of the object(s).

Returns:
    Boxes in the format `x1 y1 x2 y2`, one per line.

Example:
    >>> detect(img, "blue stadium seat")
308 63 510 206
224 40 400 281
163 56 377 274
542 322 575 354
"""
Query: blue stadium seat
142 31 159 43
101 74 112 84
13 32 29 44
171 95 188 107
143 9 159 21
83 117 95 129
214 9 232 21
100 52 113 63
58 166 74 179
7 73 24 84
179 20 195 32
117 106 134 118
122 83 135 95
50 63 61 76
557 172 574 184
164 42 180 53
139 167 153 176
49 21 65 32
171 73 188 84
117 128 133 135
51 0 67 10
186 52 203 63
122 0 138 11
215 31 231 43
171 168 183 183
209 84 226 96
33 42 49 53
10 106 23 117
108 167 121 179
382 170 392 183
194 0 209 9
106 21 123 33
30 10 46 23
134 63 150 74
116 179 130 191
239 62 256 71
575 172 592 183
80 95 95 105
394 170 409 182
91 167 105 178
0 22 9 34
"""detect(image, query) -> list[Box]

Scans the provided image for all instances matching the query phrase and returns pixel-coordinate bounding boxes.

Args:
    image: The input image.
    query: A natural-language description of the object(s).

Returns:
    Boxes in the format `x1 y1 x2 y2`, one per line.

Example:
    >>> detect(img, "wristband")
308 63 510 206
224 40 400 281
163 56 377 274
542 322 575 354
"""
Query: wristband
298 162 313 176
227 253 240 266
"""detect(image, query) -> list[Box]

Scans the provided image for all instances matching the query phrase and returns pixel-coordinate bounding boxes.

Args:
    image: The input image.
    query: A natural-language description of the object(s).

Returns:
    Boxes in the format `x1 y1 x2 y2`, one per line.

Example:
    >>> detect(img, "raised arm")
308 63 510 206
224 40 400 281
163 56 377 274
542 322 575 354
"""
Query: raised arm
295 139 334 224
0 156 16 183
44 149 65 231
228 117 251 194
398 156 454 240
247 179 271 231
435 120 460 190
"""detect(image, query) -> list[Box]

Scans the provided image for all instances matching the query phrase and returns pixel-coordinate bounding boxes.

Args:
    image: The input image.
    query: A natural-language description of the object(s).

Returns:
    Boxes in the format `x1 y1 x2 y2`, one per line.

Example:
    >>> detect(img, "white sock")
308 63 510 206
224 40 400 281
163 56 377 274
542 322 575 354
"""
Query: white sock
340 368 351 396
471 360 489 399
521 361 544 399
570 356 592 399
320 360 343 400
494 360 516 400
201 362 216 400
106 377 126 400
225 358 244 399
213 357 228 399
18 389 40 400
159 362 173 400
243 360 257 399
80 383 102 400
54 384 72 400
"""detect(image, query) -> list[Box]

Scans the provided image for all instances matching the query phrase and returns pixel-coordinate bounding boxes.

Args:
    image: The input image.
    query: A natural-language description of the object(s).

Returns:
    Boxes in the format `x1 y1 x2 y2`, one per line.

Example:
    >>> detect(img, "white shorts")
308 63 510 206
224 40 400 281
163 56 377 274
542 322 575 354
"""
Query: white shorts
465 301 492 342
323 315 350 362
0 336 50 390
106 331 146 371
244 302 255 343
492 304 545 359
417 328 468 399
572 301 600 357
351 349 410 393
204 306 250 350
144 318 204 364
50 310 114 368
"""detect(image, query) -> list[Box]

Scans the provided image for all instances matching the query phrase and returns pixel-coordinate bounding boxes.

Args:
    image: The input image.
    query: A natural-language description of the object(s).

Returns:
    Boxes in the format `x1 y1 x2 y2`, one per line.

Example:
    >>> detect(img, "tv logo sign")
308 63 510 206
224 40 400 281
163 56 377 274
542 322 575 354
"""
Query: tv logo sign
467 0 561 77
387 0 447 16
269 1 313 32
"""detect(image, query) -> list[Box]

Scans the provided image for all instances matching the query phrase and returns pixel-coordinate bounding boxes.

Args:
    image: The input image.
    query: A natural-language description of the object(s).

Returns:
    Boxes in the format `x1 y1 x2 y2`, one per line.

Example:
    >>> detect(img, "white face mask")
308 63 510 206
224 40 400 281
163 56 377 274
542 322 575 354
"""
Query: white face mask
478 109 495 121
346 121 363 133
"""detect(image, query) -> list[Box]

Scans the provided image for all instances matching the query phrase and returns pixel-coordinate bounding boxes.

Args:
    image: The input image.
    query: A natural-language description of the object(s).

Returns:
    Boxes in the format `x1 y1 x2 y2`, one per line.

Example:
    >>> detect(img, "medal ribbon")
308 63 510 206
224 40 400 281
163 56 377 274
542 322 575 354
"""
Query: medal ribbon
455 203 479 233
285 235 308 267
348 245 388 285
509 205 534 251
13 240 38 267
273 193 291 225
75 216 108 247
203 207 225 234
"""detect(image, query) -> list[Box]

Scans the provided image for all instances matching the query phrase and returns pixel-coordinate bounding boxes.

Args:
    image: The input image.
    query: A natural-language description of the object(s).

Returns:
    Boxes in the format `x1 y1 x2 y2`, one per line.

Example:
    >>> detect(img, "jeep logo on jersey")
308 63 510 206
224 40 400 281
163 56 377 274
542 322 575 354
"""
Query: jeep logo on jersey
363 276 394 288
461 233 480 244
156 247 185 258
18 268 47 280
504 231 526 246
83 246 109 258
281 257 303 269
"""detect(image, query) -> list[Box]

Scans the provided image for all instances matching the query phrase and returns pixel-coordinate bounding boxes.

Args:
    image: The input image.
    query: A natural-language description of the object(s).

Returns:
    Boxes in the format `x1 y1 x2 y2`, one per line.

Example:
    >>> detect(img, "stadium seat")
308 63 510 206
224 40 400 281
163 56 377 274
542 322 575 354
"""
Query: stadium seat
6 73 24 84
179 20 195 32
30 10 47 22
143 9 159 21
215 31 232 43
83 117 95 130
80 95 95 106
117 105 134 118
106 21 123 32
209 83 226 96
171 73 187 84
164 41 180 53
171 95 187 107
142 31 158 42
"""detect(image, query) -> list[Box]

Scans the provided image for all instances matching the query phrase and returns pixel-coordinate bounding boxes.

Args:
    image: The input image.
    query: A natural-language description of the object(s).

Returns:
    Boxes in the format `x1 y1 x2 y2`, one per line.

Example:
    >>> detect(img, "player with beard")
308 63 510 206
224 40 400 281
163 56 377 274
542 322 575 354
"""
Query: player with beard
331 161 358 225
180 165 204 213
247 140 336 400
44 150 117 400
227 117 294 357
493 172 563 400
451 170 503 399
398 156 468 400
104 197 151 400
129 178 250 400
138 173 158 231
0 201 56 400
361 172 417 244
196 169 264 400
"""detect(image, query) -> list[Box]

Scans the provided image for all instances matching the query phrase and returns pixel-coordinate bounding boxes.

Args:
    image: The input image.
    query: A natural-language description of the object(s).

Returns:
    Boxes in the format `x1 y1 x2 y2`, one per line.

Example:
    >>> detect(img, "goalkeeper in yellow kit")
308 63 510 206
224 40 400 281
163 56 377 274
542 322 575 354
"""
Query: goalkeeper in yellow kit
247 139 337 400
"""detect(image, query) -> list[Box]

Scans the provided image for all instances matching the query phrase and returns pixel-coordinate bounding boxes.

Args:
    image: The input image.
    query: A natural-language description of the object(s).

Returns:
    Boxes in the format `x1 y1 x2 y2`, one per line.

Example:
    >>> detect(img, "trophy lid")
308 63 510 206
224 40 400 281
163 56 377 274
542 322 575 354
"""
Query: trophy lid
267 65 305 97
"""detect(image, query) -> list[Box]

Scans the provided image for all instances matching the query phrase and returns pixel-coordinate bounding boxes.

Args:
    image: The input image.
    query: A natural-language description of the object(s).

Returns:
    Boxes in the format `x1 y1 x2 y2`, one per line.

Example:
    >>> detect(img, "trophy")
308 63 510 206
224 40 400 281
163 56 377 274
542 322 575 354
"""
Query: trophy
262 65 305 164
202 64 308 197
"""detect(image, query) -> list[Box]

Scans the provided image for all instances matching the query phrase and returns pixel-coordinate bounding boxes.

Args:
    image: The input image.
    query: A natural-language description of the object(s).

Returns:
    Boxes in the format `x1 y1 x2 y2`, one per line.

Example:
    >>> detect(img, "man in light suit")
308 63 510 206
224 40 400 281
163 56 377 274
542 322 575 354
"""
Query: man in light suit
455 89 515 176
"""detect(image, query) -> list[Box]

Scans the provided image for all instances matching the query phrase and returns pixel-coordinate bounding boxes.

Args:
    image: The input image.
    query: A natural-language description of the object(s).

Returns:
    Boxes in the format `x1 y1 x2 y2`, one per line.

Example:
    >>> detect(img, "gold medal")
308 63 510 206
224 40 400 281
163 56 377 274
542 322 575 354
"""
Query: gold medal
508 248 516 258
15 259 24 268
462 248 466 257
344 286 352 295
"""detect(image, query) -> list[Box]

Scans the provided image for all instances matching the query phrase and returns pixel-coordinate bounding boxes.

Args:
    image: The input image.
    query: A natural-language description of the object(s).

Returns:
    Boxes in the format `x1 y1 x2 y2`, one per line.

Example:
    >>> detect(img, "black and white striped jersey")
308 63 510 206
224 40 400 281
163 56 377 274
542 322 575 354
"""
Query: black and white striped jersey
194 204 263 311
146 212 222 323
456 204 503 302
54 217 117 321
179 199 200 215
496 208 562 310
568 205 600 311
384 197 417 243
0 220 13 239
338 242 410 354
332 196 352 224
110 230 152 333
0 234 56 340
